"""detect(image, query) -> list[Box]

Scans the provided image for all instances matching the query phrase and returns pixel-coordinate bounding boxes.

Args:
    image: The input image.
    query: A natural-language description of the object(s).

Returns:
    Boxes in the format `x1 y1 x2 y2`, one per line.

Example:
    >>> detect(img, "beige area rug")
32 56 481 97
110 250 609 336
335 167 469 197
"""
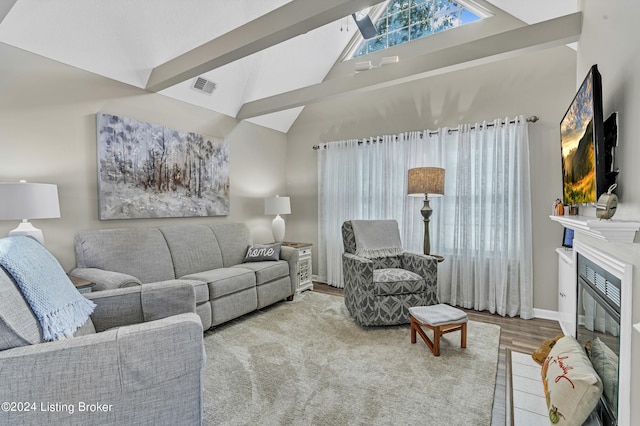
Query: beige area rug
202 292 501 426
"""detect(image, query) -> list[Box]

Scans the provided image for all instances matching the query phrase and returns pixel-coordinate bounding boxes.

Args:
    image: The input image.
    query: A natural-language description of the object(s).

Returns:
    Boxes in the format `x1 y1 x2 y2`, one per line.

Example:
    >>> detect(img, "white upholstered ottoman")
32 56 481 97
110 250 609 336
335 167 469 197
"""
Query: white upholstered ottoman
409 304 468 356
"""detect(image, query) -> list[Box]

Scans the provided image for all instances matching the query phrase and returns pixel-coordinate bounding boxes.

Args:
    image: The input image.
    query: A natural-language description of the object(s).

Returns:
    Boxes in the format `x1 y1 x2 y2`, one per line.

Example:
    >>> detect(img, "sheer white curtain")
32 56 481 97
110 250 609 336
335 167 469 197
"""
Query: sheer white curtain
422 118 534 319
317 116 533 318
317 136 405 287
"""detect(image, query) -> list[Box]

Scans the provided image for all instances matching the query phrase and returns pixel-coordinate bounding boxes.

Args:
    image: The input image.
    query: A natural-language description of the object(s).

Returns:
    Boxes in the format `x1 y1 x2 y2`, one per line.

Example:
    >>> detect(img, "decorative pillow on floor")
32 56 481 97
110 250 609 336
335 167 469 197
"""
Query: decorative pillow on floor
532 333 565 365
541 336 603 426
243 243 281 262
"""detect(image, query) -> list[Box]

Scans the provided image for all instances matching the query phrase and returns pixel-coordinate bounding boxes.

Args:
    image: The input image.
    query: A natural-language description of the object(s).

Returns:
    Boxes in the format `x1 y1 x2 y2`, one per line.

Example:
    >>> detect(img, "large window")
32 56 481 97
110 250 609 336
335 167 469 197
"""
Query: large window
352 0 483 58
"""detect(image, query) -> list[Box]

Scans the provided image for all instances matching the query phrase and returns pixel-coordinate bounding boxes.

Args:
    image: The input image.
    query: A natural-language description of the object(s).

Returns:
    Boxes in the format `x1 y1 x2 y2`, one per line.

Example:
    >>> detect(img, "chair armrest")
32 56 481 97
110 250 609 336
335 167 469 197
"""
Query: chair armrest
0 313 204 425
401 252 437 275
70 267 142 291
342 253 374 290
279 246 300 295
401 252 439 303
85 281 196 332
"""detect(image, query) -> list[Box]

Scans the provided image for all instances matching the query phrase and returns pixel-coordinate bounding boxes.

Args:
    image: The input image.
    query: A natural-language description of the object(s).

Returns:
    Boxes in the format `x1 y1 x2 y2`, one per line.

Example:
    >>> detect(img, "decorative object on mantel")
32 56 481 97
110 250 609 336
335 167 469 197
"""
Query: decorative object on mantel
0 180 60 245
407 167 444 257
553 198 565 216
96 113 229 220
549 215 640 243
265 195 291 243
596 184 618 219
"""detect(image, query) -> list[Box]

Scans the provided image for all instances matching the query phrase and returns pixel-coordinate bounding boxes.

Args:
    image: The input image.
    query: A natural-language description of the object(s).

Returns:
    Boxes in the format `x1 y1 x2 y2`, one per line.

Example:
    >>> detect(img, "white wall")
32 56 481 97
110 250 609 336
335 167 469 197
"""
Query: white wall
577 0 640 420
287 46 577 312
0 42 288 270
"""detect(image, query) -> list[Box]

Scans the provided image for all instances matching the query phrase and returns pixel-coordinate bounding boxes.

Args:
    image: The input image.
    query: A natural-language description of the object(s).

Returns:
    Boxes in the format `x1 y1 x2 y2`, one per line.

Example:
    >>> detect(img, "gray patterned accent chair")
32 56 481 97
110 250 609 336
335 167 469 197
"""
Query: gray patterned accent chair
342 220 438 326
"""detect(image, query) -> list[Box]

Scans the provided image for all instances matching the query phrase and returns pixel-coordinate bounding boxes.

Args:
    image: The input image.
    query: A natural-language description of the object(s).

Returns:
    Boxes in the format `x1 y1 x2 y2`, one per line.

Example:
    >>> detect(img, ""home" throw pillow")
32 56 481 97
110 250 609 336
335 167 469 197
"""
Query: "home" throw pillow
243 243 281 262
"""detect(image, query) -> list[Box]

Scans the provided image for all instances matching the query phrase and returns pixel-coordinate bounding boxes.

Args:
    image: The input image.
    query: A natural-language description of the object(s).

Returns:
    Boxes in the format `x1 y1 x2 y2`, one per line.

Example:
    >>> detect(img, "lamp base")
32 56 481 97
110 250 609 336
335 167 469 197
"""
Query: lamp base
8 220 45 245
272 214 286 243
420 195 433 255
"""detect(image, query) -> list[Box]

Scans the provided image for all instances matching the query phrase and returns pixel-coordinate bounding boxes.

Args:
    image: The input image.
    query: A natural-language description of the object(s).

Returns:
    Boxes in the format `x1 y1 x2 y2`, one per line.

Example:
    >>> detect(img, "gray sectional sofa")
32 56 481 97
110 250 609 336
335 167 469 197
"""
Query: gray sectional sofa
0 237 205 425
70 223 299 329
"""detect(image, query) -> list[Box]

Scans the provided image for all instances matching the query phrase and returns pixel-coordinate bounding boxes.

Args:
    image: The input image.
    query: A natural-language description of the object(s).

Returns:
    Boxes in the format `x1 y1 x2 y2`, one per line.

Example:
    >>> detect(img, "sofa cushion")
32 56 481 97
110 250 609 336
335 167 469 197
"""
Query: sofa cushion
231 261 289 286
149 279 208 305
243 243 281 262
159 225 224 278
0 269 42 350
208 223 252 267
182 268 255 299
541 336 603 426
75 228 175 283
0 269 97 350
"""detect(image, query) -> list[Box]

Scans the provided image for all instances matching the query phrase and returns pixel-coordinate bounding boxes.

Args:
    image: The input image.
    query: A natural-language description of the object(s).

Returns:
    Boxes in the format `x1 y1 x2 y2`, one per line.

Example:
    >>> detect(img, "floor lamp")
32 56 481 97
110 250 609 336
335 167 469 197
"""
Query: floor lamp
407 167 445 258
0 180 61 245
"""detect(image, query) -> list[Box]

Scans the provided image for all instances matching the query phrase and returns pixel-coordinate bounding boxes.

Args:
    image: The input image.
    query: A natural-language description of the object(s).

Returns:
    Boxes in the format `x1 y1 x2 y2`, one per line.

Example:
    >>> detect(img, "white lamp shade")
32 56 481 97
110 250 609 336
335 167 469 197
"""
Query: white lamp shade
0 182 60 220
264 196 291 215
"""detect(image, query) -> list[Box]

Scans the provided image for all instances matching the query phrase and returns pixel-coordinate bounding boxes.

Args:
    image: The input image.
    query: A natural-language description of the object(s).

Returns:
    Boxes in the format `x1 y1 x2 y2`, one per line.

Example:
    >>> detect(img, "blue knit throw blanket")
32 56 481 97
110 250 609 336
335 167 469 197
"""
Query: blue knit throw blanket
0 236 96 341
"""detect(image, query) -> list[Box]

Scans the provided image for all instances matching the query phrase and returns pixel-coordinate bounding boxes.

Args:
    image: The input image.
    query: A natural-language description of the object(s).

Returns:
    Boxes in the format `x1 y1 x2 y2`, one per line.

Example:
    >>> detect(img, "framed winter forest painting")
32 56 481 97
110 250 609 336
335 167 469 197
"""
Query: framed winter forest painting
97 113 229 220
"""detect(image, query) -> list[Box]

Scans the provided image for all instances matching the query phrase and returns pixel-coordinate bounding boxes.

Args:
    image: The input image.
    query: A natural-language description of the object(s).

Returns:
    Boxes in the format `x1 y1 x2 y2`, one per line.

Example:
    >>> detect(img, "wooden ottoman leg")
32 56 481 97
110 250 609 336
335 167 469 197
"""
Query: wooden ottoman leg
461 322 467 349
433 325 441 356
410 316 417 344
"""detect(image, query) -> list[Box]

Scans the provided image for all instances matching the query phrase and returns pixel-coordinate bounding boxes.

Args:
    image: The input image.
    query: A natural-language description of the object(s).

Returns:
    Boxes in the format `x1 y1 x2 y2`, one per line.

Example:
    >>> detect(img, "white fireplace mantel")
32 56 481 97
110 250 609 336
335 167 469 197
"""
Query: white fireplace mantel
549 215 640 243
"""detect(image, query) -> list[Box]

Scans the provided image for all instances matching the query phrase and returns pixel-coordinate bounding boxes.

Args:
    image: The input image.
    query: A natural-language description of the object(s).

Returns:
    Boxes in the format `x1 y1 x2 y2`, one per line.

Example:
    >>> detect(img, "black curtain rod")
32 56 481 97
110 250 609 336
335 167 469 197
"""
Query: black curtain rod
313 116 539 150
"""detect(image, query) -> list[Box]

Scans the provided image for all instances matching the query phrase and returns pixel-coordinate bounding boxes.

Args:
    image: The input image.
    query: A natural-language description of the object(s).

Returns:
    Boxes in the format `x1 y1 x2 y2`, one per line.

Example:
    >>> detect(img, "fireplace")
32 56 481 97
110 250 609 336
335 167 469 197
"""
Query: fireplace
573 240 632 426
576 253 620 425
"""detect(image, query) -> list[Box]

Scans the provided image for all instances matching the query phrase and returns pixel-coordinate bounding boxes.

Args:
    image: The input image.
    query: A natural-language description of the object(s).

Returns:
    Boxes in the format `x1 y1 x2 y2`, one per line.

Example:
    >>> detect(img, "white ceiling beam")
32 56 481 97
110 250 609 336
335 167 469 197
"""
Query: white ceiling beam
0 0 17 25
145 0 383 92
237 12 582 120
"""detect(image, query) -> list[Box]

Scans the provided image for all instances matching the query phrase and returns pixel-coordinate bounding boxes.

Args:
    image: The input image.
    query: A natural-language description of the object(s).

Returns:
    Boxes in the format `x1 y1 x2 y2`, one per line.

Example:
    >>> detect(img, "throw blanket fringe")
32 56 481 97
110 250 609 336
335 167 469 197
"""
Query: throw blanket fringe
355 247 404 259
0 236 96 341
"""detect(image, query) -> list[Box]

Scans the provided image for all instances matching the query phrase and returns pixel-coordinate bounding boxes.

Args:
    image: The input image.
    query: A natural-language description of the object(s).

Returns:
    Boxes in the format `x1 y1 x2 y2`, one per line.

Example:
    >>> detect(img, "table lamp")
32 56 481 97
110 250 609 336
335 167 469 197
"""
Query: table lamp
407 167 445 256
0 180 61 245
265 195 291 243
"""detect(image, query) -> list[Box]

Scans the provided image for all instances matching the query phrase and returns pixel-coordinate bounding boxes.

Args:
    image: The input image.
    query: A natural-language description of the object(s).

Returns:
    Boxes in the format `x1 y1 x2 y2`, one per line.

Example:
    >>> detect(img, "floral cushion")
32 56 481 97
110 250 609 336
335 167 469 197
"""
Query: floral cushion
541 336 603 425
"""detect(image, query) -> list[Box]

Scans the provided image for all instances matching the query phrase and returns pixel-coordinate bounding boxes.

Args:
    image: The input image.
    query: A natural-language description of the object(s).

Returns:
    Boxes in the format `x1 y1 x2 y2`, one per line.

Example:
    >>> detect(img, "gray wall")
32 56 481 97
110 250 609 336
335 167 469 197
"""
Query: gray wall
0 42 288 270
576 0 640 419
287 46 577 312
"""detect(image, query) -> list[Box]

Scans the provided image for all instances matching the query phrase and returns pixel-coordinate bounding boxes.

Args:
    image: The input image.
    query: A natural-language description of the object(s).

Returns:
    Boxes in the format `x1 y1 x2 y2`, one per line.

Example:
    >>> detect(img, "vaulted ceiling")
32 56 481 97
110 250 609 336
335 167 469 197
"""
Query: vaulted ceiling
0 0 579 133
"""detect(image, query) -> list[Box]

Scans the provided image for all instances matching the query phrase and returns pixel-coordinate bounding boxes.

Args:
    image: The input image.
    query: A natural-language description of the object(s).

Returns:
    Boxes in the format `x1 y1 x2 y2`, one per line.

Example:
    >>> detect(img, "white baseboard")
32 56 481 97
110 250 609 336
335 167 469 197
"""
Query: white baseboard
533 308 561 322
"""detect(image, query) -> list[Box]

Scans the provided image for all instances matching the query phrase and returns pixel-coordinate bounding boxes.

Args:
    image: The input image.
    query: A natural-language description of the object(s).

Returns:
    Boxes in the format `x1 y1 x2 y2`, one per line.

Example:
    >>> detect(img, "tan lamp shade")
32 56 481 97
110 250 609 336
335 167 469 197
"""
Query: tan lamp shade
407 167 445 197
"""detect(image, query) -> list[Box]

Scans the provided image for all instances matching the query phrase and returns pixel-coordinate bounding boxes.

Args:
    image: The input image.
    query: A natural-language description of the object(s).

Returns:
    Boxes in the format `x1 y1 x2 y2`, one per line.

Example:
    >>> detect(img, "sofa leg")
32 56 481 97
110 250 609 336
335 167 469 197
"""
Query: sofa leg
286 294 295 301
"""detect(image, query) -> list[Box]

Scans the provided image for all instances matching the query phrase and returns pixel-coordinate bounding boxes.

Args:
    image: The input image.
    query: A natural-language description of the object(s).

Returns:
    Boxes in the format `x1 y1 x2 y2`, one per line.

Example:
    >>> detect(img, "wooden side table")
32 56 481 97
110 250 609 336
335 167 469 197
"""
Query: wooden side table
68 275 94 294
280 242 313 294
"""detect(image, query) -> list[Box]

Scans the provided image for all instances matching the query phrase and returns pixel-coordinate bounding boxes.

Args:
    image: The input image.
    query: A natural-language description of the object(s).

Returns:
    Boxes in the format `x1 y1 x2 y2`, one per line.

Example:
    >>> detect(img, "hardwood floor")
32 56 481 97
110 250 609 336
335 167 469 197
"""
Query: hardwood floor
312 282 563 426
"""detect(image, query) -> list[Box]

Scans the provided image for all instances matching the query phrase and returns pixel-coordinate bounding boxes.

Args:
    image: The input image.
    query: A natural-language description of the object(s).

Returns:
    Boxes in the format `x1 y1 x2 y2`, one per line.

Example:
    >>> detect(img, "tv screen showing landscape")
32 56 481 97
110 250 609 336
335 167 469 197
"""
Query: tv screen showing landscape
560 66 601 205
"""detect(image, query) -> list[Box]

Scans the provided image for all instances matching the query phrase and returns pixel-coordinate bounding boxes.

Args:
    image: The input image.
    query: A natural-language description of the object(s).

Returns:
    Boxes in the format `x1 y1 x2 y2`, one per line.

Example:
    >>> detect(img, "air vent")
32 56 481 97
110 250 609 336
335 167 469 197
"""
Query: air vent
191 77 216 95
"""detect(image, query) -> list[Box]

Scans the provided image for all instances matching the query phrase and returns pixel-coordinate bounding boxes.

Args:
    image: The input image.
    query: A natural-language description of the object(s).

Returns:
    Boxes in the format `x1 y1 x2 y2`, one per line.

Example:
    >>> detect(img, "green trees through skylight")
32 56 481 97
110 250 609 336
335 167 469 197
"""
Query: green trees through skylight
352 0 481 58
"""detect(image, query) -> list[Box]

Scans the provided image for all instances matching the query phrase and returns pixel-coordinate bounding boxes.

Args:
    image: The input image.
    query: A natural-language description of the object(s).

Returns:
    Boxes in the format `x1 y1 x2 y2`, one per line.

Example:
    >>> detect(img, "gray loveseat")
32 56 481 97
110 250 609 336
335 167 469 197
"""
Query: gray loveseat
0 239 204 425
70 223 299 330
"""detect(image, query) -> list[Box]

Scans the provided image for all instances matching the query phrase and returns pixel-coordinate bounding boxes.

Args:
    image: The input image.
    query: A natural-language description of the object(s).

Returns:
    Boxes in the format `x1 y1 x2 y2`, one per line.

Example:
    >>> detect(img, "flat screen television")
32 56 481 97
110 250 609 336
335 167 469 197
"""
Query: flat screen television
560 65 608 205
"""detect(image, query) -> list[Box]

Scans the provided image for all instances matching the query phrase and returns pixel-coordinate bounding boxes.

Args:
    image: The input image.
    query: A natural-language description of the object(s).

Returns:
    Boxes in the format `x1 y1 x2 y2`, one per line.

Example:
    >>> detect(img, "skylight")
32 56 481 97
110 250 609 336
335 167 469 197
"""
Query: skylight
350 0 485 59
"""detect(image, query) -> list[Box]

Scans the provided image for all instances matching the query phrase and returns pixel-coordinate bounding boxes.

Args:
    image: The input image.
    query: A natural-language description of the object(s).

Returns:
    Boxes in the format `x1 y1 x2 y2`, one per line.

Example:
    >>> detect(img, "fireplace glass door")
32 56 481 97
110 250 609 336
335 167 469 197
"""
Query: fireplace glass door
576 254 620 426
